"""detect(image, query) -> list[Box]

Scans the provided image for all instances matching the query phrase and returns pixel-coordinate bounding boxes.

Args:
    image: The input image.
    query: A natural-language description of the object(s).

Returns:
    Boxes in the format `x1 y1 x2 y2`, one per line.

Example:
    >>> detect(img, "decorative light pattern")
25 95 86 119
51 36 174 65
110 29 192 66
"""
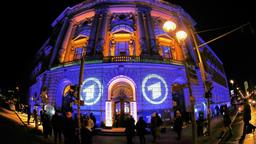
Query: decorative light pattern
80 77 103 105
142 74 168 104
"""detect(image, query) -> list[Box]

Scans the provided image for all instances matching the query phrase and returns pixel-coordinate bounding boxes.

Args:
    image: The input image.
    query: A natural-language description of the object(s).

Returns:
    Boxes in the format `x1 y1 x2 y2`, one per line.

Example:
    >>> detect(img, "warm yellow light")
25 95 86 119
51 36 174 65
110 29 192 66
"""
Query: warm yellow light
113 33 131 41
73 37 88 45
230 80 234 84
176 30 187 41
158 37 172 44
163 21 176 32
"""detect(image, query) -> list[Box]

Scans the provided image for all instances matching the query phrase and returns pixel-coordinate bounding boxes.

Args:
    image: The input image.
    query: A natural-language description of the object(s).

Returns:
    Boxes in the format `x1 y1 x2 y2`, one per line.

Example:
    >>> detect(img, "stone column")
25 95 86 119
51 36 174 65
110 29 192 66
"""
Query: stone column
136 7 147 55
95 8 109 57
64 22 79 62
87 12 100 56
145 10 158 56
49 17 69 68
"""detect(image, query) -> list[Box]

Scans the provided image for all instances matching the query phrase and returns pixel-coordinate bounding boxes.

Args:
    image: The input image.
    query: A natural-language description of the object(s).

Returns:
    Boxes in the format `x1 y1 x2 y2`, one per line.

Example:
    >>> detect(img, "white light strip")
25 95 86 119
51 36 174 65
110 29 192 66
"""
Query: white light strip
130 102 137 123
105 101 112 127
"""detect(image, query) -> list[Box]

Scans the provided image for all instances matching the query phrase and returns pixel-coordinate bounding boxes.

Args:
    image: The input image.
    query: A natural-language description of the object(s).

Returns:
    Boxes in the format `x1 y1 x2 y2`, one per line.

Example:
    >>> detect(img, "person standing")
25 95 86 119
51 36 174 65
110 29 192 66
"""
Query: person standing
239 99 252 143
63 111 75 144
136 116 147 144
150 112 158 143
51 110 63 144
33 108 38 129
125 115 135 144
90 113 96 131
156 113 163 138
42 110 52 139
27 105 31 125
218 106 232 139
173 110 183 140
81 118 94 144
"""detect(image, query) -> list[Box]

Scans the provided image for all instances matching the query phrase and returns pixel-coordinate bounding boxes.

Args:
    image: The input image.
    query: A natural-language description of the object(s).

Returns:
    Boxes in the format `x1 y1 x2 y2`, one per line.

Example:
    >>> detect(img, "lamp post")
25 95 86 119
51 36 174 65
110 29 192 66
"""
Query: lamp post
189 28 212 136
163 21 197 144
76 48 86 144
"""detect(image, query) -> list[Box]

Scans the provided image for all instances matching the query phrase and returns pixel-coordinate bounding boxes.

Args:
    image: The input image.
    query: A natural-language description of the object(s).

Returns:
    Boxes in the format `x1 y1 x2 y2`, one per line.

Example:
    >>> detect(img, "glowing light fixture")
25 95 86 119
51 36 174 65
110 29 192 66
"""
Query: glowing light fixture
163 21 176 32
176 30 187 41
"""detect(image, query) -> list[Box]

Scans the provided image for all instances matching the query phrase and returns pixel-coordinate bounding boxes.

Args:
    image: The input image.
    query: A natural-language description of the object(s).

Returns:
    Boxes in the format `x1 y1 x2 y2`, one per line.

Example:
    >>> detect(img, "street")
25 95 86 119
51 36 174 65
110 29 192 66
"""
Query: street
222 105 256 144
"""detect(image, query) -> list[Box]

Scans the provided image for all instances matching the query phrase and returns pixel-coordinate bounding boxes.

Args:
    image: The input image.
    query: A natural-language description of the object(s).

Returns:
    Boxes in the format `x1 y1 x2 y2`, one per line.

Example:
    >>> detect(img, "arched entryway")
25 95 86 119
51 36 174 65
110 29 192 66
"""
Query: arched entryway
105 75 137 127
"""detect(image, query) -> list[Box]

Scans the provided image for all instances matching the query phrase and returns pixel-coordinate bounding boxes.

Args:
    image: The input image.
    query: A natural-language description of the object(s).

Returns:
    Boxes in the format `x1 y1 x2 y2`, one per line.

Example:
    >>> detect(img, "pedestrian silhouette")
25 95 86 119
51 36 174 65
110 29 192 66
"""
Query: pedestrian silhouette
136 116 147 144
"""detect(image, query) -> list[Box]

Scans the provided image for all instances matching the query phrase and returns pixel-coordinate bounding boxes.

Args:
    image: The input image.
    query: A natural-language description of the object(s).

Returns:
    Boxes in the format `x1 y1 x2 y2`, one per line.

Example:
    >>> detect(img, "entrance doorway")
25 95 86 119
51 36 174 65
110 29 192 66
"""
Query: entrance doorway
106 75 137 127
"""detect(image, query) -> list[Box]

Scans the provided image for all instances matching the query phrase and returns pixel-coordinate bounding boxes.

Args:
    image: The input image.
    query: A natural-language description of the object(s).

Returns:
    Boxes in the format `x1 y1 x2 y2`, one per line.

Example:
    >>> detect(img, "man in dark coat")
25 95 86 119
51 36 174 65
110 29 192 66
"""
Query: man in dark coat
63 111 75 144
125 115 135 144
151 113 158 143
51 110 63 144
136 116 147 144
174 110 183 140
81 118 93 144
239 99 252 142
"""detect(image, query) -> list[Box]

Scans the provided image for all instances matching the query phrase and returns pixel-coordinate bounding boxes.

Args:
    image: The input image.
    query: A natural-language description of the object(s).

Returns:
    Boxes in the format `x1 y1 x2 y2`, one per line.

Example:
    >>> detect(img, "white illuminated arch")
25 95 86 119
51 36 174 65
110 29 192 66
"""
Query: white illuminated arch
81 77 103 105
142 74 168 105
107 75 137 125
107 75 136 101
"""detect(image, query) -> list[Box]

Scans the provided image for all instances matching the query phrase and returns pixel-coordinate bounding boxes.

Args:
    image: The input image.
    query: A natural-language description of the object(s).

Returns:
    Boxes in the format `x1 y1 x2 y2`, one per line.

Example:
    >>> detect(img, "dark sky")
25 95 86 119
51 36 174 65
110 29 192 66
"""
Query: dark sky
0 0 255 93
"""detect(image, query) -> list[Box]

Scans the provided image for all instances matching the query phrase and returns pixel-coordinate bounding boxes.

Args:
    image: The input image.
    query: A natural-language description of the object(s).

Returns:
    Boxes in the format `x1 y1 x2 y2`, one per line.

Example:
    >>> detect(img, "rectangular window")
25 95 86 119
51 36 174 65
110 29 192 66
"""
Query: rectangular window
161 46 172 59
74 47 83 60
115 41 129 56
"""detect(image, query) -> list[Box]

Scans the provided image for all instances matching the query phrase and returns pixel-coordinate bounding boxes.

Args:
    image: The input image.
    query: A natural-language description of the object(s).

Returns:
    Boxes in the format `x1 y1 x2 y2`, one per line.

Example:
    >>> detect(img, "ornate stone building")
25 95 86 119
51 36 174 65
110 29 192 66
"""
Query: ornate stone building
29 0 230 126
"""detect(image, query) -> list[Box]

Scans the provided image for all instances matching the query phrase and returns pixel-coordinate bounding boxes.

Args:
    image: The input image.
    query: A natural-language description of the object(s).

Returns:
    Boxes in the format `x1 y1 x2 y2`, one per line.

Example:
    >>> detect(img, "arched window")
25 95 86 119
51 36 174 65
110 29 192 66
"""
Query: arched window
71 36 89 61
110 24 135 56
156 35 183 61
63 84 71 97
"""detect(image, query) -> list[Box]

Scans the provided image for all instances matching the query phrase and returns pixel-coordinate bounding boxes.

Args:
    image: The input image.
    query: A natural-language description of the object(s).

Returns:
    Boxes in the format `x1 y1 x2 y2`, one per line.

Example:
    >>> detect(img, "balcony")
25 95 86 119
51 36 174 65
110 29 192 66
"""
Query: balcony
103 56 140 62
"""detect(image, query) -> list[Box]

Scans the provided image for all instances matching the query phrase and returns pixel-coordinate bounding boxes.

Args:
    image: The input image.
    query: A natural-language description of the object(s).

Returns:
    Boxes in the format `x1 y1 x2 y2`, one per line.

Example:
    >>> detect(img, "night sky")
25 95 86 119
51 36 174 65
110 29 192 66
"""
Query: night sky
0 0 255 94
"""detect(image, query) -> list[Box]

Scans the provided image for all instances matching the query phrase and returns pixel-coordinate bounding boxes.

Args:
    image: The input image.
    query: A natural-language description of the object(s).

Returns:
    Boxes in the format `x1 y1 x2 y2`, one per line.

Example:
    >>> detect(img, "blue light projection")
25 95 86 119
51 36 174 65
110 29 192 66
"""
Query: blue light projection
80 77 103 105
142 74 168 105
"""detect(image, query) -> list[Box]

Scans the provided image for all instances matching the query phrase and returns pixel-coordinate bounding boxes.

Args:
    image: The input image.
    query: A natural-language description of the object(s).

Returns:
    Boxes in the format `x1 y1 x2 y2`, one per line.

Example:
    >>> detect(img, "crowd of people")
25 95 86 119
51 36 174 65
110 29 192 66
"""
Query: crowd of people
28 107 96 144
25 97 256 144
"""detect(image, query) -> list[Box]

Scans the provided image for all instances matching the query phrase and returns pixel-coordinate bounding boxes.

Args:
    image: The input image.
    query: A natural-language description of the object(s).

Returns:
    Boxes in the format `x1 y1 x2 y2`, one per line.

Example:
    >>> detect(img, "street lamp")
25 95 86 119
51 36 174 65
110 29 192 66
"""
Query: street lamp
163 20 197 144
230 80 234 85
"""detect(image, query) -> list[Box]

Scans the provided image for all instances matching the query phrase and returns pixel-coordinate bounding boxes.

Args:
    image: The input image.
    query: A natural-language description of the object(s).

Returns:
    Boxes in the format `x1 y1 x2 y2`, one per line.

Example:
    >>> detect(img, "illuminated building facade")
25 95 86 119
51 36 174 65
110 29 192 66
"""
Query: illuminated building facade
29 0 230 126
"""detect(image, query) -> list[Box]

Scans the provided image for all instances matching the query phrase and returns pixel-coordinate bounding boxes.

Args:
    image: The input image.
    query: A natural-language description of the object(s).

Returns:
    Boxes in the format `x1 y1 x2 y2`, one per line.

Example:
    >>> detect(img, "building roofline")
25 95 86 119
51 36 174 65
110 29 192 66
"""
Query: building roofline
51 0 196 28
197 35 223 64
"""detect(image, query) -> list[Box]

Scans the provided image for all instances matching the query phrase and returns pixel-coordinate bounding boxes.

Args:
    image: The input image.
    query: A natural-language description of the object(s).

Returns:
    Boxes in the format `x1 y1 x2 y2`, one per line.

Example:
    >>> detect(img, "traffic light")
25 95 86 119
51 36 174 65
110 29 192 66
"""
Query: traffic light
204 86 213 98
204 90 212 98
204 80 213 98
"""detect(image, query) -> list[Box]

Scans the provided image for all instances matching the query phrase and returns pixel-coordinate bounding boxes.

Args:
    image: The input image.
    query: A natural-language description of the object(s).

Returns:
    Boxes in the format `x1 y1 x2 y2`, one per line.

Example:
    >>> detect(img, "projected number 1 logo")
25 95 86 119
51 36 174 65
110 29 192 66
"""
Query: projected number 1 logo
142 74 168 104
81 77 103 105
147 82 161 99
83 85 95 101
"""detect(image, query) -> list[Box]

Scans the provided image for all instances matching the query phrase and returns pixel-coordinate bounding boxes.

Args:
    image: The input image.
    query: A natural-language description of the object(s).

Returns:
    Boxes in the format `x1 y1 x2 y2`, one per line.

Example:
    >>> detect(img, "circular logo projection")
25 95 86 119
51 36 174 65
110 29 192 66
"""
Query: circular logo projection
81 77 103 105
142 74 168 104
